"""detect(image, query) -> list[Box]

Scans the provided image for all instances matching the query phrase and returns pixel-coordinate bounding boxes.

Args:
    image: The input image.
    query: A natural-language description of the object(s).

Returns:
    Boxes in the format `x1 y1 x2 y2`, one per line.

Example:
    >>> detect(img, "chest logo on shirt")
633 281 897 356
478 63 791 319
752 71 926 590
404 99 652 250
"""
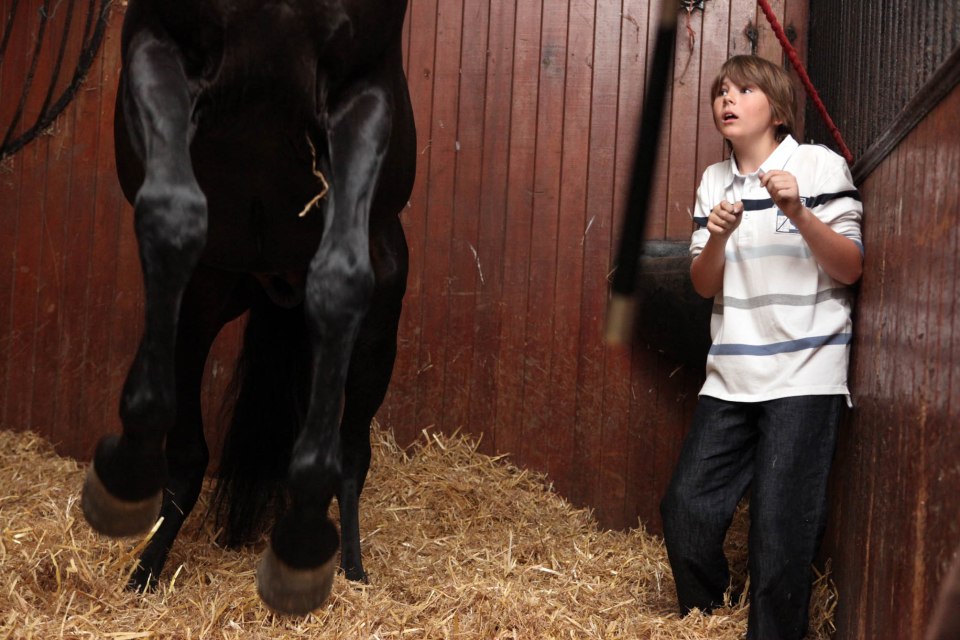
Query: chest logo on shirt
775 196 806 234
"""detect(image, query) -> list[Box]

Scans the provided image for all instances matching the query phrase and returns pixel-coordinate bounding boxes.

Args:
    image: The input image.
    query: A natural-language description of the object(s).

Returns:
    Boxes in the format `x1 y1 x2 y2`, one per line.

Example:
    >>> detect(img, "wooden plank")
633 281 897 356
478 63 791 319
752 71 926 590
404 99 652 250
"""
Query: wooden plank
783 0 808 140
599 0 651 528
727 0 756 57
465 0 515 455
6 0 48 433
572 0 620 514
911 107 947 635
911 94 960 638
664 8 701 239
0 0 25 428
492 0 541 462
518 0 567 480
384 0 438 445
694 0 728 182
547 0 594 498
412 0 462 435
0 0 29 142
30 0 77 444
0 0 20 423
644 0 673 241
82 16 127 450
52 3 110 456
755 0 784 63
441 0 487 441
6 138 44 432
0 159 23 429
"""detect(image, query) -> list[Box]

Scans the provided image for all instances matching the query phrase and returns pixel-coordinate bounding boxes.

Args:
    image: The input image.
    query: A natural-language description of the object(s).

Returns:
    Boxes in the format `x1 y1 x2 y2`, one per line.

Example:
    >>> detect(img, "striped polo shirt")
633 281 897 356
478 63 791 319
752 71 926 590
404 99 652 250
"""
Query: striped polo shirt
690 135 863 402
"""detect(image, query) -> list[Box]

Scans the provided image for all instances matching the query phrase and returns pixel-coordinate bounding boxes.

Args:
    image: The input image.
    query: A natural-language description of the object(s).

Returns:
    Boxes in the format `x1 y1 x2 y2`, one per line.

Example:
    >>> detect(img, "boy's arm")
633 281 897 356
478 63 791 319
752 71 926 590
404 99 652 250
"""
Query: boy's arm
761 169 863 285
690 200 743 298
788 210 863 284
691 234 728 298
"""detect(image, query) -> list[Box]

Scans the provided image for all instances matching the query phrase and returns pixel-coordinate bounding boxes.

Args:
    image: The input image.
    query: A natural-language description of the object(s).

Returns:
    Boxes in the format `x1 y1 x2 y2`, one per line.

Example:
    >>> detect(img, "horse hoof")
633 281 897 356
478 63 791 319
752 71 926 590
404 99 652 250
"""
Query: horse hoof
81 464 162 537
257 546 337 615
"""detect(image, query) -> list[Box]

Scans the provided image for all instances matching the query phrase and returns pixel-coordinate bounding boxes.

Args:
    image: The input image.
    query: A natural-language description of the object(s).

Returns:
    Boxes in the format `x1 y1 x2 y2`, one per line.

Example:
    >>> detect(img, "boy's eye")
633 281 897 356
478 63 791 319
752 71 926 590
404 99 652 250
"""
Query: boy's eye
742 87 753 93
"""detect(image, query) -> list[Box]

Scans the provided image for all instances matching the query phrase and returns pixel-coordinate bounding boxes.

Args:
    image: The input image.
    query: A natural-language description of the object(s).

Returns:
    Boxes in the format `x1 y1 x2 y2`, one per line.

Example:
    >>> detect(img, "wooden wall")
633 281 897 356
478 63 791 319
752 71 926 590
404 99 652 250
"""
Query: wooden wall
4 1 960 637
385 0 810 530
821 82 960 640
1 0 809 532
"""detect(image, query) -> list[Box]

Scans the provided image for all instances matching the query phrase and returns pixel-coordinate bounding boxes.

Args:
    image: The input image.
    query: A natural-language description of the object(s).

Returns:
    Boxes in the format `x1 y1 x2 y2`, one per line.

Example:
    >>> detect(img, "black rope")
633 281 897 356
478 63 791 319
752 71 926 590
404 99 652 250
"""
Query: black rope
0 0 23 67
38 0 78 118
0 0 112 160
1 0 51 150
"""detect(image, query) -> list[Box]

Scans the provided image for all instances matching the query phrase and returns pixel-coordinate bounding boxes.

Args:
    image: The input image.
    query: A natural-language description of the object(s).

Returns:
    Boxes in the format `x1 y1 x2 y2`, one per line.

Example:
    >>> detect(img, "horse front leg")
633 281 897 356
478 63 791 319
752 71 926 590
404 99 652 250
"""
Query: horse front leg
129 267 250 591
82 30 206 538
338 214 407 584
256 83 393 615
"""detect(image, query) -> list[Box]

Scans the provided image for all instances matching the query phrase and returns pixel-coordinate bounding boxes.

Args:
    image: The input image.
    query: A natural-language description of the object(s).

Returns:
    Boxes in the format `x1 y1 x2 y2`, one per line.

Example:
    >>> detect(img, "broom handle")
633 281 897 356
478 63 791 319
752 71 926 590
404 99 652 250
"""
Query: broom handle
605 0 679 344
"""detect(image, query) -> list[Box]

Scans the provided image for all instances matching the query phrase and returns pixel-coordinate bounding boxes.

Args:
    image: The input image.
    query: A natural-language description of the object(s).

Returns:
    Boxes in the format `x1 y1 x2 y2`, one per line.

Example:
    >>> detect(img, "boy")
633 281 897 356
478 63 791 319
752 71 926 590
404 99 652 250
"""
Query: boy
660 55 863 639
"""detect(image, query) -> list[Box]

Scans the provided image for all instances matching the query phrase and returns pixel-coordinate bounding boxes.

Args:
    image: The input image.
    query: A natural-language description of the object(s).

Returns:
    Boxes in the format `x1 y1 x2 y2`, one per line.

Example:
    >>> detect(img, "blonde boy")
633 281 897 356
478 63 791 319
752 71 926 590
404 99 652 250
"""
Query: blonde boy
660 55 863 639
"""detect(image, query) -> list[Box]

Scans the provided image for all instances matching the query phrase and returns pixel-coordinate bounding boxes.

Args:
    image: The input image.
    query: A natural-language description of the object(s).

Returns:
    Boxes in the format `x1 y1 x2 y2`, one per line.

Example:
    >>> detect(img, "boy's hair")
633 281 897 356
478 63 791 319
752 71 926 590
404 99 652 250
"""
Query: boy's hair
712 55 797 142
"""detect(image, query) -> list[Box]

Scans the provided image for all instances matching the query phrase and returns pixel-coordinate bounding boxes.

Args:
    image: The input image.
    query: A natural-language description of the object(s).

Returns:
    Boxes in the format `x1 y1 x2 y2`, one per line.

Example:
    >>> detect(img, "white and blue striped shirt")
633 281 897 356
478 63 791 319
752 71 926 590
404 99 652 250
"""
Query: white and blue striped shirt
690 135 863 402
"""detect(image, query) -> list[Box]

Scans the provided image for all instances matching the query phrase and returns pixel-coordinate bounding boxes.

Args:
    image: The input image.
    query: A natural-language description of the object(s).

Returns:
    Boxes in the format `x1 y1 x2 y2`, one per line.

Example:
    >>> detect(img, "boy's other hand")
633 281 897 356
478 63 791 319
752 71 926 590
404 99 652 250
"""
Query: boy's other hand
707 200 744 238
760 170 803 219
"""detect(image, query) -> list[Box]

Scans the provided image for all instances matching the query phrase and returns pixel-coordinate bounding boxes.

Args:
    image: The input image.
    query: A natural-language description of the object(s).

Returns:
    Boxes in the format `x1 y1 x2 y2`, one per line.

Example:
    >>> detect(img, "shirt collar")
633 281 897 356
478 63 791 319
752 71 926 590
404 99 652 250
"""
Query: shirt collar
723 134 800 187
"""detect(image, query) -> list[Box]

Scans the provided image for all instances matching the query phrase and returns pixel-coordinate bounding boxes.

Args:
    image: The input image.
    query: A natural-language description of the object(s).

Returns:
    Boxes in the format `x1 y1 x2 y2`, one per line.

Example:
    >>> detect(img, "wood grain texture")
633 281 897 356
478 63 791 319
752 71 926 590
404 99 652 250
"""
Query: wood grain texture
822 83 960 640
3 6 959 639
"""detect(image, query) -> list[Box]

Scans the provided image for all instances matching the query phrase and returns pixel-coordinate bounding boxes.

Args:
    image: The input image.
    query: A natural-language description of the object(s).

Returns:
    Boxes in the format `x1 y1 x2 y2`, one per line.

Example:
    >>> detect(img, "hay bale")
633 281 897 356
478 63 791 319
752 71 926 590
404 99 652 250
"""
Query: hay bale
0 426 836 638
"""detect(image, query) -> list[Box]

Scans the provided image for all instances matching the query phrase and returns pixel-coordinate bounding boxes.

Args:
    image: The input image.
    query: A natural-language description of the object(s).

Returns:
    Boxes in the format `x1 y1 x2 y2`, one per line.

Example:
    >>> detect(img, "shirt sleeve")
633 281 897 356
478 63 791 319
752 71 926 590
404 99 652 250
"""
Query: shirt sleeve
810 155 864 254
689 171 713 257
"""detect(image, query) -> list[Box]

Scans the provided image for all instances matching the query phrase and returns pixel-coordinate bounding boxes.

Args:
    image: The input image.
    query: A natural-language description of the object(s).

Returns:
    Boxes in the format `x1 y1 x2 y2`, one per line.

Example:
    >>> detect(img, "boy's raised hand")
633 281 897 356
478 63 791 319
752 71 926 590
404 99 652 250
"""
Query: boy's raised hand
759 169 804 219
707 200 744 238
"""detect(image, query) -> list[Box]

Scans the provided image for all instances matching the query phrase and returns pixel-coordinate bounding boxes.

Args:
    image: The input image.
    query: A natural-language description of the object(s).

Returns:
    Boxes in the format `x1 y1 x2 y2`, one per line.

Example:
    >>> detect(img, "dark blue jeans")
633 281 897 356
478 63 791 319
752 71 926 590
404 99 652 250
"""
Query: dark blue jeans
660 394 843 640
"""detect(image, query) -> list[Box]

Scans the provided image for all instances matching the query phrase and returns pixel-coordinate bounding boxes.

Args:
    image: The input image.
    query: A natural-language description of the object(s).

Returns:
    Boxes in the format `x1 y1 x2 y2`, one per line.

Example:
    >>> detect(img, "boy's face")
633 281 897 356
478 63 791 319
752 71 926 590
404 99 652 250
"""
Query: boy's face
713 76 781 149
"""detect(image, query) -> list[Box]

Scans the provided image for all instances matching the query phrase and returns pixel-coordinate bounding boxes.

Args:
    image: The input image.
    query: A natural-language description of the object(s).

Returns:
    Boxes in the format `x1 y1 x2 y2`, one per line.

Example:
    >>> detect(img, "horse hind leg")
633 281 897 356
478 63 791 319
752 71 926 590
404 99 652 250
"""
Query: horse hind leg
82 30 206 538
256 82 394 616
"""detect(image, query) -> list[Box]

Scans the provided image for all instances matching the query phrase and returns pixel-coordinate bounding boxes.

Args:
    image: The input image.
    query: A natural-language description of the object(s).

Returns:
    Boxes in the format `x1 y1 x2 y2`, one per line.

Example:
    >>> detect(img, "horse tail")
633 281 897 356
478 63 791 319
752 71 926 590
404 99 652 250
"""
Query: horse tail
211 297 310 547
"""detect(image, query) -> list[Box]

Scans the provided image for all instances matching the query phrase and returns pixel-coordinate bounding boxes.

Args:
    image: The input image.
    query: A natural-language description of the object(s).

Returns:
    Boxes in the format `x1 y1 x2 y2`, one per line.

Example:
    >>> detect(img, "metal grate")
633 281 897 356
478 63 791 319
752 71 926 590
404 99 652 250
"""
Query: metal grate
805 1 960 167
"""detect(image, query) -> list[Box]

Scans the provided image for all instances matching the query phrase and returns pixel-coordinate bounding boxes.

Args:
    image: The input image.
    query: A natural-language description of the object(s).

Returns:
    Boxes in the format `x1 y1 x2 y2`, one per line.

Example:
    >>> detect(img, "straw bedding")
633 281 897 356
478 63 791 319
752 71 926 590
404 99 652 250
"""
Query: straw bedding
0 425 836 639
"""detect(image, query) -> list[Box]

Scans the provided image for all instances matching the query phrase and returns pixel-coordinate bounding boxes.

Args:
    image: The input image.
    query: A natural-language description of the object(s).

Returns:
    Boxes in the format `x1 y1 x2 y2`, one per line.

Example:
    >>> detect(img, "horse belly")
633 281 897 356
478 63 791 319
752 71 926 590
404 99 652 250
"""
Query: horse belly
191 121 328 273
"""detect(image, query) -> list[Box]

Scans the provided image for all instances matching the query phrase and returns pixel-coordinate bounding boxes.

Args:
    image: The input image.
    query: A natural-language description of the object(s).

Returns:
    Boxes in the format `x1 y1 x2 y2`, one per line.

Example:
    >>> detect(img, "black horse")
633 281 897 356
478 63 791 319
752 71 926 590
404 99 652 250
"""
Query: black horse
80 0 416 615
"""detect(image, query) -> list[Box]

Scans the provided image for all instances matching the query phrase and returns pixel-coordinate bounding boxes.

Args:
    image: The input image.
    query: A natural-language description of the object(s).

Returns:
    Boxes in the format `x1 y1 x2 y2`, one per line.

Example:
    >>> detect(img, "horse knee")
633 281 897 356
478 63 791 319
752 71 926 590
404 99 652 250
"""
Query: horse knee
306 244 374 332
134 181 208 277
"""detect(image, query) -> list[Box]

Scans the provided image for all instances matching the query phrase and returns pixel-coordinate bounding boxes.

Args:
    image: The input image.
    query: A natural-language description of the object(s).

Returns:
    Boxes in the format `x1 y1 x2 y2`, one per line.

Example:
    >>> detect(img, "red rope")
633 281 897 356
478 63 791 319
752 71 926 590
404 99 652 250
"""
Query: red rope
756 0 854 164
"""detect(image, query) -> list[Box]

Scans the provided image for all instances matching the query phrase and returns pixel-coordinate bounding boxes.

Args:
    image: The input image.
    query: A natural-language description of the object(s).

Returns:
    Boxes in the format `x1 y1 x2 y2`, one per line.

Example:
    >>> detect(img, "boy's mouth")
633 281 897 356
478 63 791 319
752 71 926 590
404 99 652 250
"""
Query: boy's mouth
722 112 738 122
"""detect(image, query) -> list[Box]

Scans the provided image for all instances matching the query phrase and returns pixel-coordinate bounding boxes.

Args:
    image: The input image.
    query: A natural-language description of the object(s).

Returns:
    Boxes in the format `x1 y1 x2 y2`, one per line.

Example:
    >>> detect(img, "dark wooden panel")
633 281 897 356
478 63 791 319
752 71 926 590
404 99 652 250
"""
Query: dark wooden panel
413 0 460 437
463 0 511 456
441 0 487 445
823 82 960 640
383 0 439 446
548 0 594 498
572 0 621 515
52 14 107 457
491 0 540 464
807 0 960 161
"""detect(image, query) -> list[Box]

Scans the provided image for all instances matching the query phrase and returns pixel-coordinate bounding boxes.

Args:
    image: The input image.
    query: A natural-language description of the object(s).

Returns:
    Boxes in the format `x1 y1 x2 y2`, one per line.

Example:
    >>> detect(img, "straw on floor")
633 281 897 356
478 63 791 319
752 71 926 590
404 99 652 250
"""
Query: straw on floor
0 425 836 639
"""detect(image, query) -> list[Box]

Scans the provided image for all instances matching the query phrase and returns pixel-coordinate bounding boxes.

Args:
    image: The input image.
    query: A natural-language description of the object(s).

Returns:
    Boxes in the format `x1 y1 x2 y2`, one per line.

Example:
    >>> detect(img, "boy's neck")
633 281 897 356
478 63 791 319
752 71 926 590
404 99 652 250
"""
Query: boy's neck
731 134 781 175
